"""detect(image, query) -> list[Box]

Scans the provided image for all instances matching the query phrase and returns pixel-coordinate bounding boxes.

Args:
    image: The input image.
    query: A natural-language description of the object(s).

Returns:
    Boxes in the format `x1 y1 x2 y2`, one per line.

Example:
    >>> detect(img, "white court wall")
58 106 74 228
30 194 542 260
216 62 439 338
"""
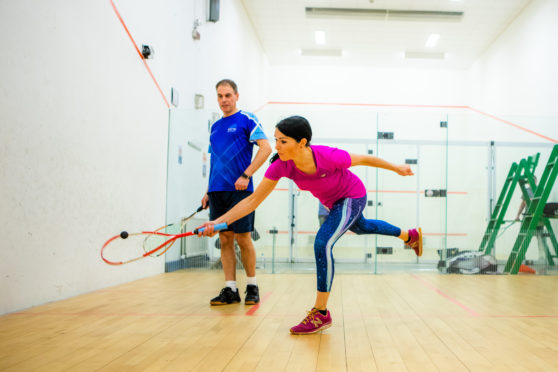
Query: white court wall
470 0 558 138
115 0 269 114
2 0 556 316
258 0 558 262
0 0 267 315
266 65 469 107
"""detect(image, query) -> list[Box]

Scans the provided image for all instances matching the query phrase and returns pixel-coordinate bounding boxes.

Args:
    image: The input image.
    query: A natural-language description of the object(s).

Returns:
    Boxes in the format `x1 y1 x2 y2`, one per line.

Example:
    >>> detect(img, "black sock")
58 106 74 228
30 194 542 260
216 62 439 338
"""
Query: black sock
405 235 411 243
319 309 327 316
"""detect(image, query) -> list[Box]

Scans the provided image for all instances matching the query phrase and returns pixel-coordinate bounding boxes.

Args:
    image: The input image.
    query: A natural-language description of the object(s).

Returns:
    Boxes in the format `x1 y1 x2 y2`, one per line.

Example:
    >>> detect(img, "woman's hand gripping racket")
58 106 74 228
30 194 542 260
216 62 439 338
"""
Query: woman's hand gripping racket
143 206 204 257
101 220 227 266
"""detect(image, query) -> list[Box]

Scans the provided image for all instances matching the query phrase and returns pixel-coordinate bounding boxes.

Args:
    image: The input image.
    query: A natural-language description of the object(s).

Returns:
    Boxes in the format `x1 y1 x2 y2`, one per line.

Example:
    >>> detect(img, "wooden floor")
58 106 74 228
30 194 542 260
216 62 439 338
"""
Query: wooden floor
2 272 558 371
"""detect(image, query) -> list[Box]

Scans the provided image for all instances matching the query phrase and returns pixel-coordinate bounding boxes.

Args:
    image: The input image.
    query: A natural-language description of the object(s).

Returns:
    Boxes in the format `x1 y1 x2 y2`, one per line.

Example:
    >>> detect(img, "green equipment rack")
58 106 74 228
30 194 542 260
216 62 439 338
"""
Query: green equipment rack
478 154 539 256
504 145 558 273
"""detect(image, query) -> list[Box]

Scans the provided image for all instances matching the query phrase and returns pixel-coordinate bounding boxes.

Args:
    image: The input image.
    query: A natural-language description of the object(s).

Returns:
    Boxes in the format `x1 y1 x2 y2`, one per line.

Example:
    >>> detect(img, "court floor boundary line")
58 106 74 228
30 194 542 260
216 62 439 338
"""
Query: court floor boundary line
410 274 481 317
245 292 272 316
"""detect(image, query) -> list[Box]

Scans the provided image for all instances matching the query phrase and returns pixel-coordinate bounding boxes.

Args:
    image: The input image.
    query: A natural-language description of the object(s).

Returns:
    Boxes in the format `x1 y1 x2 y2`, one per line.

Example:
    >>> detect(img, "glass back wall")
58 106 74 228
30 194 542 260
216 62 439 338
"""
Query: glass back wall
164 108 215 272
251 104 557 275
165 104 557 275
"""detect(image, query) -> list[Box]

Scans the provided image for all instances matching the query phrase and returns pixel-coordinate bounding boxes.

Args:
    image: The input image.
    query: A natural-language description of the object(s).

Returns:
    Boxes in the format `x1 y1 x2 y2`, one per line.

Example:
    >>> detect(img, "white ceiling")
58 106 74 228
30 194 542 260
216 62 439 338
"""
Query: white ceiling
240 0 532 69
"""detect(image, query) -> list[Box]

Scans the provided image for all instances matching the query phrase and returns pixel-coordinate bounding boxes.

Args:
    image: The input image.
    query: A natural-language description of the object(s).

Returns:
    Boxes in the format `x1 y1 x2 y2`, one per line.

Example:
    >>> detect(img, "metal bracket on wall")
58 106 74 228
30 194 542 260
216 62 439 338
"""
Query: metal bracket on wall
377 132 394 139
425 189 447 197
376 247 393 255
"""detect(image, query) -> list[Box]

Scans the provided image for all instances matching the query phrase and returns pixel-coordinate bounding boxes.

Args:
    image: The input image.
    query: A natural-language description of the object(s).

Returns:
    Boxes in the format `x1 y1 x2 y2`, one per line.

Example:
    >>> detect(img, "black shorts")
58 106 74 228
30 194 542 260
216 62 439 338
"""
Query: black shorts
208 191 255 233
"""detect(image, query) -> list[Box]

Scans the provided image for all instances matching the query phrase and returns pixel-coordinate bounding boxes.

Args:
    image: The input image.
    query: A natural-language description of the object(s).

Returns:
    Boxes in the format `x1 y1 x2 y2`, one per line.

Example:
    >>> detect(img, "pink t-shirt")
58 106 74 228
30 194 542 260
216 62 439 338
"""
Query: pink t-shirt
264 145 366 209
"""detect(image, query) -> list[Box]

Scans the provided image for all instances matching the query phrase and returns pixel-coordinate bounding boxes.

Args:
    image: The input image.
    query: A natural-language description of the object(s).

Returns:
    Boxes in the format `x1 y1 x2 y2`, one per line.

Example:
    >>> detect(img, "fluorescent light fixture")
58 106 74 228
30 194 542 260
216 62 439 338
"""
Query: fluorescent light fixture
314 31 326 45
404 51 445 60
305 7 463 22
425 33 440 48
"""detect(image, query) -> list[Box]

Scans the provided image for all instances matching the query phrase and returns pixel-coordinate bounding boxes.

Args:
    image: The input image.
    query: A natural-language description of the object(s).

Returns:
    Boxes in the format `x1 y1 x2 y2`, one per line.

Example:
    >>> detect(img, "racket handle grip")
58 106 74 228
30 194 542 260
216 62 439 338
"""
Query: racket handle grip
194 222 228 234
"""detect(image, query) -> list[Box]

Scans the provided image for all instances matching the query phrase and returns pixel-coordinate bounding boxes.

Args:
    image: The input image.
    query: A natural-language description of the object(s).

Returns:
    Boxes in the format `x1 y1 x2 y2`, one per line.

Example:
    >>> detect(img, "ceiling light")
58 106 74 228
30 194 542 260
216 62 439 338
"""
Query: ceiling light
404 51 445 60
305 7 463 22
314 31 326 45
425 33 440 48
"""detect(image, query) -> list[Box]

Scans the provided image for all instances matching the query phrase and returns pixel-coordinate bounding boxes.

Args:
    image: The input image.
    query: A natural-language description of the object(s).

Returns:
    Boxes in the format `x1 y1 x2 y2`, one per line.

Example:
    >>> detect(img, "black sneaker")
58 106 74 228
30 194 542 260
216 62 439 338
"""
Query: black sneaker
210 287 241 306
244 285 260 305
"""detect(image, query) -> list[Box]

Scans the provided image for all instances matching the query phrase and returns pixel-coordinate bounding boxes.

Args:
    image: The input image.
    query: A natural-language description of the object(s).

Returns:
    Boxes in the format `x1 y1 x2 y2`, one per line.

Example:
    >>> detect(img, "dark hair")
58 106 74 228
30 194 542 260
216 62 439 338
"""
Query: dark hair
215 79 238 94
270 116 312 163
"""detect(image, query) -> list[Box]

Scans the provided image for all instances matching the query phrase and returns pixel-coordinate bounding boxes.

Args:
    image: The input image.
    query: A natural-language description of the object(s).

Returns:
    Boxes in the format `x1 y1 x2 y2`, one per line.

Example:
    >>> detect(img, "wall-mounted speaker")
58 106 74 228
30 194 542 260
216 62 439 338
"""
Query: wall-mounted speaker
208 0 220 22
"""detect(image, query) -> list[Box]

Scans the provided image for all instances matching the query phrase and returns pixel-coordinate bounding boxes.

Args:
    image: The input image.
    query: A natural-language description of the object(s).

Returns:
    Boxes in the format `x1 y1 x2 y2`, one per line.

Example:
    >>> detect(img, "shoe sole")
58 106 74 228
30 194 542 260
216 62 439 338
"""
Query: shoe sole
245 300 260 305
210 301 241 306
290 322 332 335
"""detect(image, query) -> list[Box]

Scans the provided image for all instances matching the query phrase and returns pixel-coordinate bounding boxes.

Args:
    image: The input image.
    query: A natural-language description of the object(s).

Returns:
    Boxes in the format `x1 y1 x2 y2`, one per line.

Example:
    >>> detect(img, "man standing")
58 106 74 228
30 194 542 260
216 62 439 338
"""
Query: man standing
202 79 271 305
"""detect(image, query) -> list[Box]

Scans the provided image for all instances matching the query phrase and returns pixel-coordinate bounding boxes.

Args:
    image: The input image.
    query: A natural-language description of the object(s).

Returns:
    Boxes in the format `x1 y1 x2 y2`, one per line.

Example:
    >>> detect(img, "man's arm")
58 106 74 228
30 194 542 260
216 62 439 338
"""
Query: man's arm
244 138 272 177
234 138 272 190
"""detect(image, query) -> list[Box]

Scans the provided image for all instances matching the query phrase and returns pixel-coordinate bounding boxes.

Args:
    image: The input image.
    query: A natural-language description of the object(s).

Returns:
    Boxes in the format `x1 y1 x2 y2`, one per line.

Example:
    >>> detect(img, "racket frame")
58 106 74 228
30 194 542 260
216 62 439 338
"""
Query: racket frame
101 222 226 266
143 206 204 257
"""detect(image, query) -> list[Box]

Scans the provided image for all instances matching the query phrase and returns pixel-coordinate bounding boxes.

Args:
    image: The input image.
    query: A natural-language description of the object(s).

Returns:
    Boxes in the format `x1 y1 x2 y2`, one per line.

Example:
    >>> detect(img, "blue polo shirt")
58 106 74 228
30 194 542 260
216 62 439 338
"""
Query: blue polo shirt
208 110 267 192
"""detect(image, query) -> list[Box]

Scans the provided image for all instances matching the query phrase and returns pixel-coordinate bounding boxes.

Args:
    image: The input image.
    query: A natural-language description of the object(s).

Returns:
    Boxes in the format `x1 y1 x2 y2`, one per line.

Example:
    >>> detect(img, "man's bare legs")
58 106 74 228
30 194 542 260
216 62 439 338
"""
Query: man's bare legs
235 232 256 277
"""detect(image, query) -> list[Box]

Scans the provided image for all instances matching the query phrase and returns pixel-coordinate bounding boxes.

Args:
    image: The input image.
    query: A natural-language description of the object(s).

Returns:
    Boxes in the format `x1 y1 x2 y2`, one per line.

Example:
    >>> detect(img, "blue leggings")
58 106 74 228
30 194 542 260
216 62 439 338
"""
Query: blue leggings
315 196 401 292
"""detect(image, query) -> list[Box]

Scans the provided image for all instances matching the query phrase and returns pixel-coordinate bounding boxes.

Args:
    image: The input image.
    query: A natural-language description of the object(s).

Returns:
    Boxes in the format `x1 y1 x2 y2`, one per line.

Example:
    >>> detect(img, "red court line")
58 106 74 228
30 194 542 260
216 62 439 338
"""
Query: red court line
253 102 269 114
245 292 272 316
269 230 467 236
264 101 556 144
468 107 558 143
13 309 558 319
411 274 480 317
274 188 467 195
366 189 467 195
110 0 170 108
12 311 230 317
271 230 340 235
482 314 558 318
267 101 469 109
424 233 467 237
12 293 273 318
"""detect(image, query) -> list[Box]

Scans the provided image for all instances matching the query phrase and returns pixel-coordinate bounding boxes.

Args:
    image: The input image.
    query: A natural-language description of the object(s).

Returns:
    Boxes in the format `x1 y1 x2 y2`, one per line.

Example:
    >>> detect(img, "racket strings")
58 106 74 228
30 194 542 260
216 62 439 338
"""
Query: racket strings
144 208 203 257
102 233 157 265
101 206 208 265
143 220 188 257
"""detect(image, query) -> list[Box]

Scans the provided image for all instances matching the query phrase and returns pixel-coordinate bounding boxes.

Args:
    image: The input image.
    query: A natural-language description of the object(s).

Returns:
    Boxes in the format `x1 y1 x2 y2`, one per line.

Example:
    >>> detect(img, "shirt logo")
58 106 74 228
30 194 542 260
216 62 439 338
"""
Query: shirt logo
227 127 237 133
321 173 326 178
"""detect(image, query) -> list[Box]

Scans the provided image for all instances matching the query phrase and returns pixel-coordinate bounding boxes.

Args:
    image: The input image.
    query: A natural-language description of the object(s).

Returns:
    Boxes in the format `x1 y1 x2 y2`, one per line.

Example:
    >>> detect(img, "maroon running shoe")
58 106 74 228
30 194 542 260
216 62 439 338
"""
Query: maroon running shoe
290 308 332 335
406 228 423 257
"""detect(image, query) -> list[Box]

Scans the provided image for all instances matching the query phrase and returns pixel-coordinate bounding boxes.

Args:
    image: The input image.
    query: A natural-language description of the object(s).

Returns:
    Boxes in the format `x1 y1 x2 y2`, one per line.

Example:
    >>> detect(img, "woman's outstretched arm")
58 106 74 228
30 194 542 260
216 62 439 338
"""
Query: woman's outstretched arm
349 153 414 176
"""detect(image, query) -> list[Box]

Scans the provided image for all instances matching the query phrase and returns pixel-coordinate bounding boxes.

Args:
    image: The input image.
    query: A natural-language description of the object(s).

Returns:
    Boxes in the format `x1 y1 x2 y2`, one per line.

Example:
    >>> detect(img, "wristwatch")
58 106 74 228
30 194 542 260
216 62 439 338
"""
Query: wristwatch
240 172 250 179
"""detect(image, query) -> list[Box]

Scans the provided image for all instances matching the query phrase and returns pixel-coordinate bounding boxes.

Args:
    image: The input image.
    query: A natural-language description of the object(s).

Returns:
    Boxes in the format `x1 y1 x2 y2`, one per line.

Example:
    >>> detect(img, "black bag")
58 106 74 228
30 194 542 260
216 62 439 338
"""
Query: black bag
439 250 498 274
